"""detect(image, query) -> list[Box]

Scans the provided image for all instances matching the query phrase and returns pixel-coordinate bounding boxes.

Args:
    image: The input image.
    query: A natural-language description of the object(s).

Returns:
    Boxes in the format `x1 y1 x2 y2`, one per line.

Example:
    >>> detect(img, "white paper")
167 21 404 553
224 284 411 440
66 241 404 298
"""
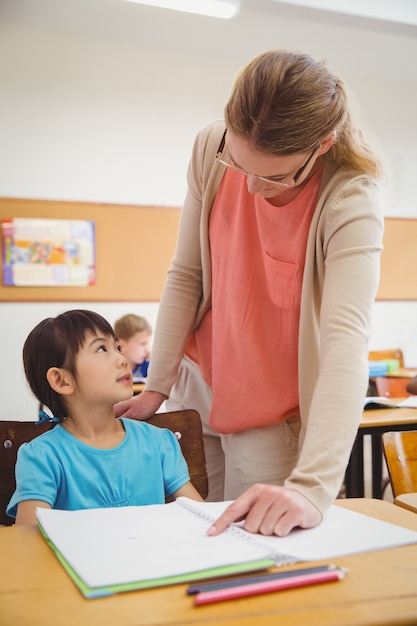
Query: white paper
397 396 417 408
36 501 279 588
364 396 417 409
182 499 417 560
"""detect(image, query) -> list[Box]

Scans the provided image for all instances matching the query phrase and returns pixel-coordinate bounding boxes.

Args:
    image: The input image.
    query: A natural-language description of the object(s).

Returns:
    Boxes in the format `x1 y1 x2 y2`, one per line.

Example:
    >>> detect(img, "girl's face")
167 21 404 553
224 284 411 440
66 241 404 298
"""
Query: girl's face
71 331 133 406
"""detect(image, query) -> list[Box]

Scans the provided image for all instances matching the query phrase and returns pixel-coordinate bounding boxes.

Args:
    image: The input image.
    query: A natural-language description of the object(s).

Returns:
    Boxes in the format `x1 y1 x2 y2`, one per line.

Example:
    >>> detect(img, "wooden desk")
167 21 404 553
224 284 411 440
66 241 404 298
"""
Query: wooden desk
345 404 417 499
388 367 417 378
395 492 417 513
1 499 417 626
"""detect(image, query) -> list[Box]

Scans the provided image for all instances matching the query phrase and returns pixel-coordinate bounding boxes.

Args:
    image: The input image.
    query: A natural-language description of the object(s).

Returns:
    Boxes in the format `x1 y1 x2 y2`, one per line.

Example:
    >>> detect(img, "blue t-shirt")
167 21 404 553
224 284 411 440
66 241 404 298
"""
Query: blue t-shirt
6 418 189 519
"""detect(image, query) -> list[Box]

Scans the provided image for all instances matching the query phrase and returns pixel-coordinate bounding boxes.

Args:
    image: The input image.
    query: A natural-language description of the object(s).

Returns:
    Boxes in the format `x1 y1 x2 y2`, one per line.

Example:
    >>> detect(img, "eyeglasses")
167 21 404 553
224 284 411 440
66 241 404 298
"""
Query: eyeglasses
216 144 320 189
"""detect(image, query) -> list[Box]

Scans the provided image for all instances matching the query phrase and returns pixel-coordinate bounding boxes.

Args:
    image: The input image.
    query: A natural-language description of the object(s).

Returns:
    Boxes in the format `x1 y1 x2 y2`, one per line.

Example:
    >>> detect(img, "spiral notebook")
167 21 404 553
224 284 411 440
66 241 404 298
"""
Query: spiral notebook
36 498 417 599
364 395 417 410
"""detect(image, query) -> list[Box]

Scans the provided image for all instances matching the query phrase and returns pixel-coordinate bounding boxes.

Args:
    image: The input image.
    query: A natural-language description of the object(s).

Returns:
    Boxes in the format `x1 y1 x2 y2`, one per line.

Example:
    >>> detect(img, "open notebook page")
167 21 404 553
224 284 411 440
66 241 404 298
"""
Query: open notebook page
181 498 417 561
364 396 417 409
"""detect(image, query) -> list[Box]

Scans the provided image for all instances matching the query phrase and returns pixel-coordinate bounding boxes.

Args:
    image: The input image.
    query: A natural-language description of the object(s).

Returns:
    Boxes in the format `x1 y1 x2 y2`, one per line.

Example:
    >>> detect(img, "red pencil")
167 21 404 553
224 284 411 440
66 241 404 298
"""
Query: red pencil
193 566 346 606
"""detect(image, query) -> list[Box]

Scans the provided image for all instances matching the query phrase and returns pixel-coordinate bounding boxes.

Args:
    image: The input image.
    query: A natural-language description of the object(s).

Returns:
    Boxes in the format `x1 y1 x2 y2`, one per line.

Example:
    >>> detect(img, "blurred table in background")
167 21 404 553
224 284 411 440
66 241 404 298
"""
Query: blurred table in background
345 403 417 499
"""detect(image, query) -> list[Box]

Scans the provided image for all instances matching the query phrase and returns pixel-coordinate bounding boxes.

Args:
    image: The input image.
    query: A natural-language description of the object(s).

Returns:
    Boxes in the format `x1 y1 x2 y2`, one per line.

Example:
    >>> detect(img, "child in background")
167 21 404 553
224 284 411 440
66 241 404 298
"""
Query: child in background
7 309 202 525
114 314 152 381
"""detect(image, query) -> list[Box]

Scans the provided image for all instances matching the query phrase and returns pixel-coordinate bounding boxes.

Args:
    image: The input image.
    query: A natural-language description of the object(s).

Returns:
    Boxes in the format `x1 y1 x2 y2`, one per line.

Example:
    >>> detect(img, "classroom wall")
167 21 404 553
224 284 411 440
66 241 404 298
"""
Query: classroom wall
1 4 417 420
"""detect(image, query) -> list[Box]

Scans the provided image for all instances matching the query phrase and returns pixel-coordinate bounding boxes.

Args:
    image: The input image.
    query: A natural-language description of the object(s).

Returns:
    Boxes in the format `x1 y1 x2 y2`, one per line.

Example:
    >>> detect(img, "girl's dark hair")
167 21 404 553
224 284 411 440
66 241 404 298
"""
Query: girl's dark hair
23 310 118 420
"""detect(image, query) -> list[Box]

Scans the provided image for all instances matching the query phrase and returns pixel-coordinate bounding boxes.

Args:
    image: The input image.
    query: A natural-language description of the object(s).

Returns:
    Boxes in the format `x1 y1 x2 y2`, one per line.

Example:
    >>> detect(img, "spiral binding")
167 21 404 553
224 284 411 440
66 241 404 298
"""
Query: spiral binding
177 497 299 567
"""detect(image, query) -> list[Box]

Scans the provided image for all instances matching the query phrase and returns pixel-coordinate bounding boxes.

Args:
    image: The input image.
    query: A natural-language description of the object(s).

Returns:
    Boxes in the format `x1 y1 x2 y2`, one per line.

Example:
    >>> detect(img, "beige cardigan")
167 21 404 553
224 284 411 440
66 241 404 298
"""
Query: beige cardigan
146 120 384 514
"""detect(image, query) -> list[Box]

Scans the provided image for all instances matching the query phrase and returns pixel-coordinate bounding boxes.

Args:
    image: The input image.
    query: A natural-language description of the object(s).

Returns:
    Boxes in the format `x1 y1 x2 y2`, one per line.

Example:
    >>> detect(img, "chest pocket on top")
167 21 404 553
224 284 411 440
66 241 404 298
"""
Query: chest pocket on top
264 253 299 311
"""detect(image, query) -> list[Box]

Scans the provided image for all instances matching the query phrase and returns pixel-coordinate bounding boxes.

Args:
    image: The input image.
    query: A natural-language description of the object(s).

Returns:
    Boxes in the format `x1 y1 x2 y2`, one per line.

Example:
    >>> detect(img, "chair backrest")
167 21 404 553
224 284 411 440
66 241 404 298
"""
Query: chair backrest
375 377 411 398
146 410 208 500
0 421 52 526
407 376 417 396
368 349 404 368
0 409 208 526
382 430 417 498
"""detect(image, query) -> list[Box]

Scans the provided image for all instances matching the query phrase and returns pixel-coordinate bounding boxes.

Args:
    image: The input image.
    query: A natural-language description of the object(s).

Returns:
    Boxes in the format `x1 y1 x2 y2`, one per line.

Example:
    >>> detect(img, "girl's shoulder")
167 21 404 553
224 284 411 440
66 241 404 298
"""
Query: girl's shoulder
120 417 178 444
119 417 166 435
21 424 63 447
16 425 65 464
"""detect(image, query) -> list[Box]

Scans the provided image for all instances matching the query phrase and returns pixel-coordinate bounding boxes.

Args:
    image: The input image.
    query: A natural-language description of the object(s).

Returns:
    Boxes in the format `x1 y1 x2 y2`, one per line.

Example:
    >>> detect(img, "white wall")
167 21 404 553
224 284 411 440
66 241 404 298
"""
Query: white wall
1 3 417 420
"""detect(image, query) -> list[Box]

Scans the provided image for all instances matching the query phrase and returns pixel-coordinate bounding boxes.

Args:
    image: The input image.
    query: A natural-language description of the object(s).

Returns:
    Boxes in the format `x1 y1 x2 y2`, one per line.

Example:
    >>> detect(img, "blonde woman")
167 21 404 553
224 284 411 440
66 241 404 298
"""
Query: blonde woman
116 49 384 537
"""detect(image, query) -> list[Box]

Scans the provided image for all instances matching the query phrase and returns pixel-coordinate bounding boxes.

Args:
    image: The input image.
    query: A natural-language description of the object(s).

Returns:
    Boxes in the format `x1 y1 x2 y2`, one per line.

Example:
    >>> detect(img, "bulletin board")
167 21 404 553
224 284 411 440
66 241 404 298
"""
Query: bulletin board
0 199 416 301
377 217 417 301
2 217 96 287
0 197 180 302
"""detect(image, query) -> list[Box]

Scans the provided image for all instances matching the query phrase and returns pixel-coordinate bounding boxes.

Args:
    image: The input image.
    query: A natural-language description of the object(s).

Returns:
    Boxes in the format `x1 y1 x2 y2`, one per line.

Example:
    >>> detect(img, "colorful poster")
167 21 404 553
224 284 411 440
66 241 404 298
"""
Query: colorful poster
1 218 95 286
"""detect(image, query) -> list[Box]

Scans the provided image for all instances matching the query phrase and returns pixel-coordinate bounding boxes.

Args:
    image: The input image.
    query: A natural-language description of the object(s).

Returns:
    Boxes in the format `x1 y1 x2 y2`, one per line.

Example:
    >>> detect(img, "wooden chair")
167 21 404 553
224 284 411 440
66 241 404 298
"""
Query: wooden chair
382 430 417 498
375 377 412 398
372 377 414 499
146 410 208 500
0 409 208 526
368 349 404 368
0 420 52 525
407 376 417 395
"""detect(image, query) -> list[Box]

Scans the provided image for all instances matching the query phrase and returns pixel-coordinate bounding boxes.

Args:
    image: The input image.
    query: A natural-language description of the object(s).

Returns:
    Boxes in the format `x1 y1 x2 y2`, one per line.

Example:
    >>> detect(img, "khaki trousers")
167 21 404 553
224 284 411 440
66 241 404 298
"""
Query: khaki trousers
165 356 301 501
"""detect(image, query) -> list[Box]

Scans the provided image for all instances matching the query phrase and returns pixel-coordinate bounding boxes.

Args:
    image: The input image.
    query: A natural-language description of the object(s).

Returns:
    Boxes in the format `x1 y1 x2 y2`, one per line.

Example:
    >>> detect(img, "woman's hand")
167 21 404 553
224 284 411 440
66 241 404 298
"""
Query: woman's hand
207 483 322 537
114 390 166 420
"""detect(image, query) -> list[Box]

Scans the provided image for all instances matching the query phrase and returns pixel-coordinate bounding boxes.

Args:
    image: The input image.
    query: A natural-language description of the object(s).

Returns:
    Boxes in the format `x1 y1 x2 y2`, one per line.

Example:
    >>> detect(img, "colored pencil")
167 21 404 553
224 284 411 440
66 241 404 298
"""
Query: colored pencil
193 566 346 606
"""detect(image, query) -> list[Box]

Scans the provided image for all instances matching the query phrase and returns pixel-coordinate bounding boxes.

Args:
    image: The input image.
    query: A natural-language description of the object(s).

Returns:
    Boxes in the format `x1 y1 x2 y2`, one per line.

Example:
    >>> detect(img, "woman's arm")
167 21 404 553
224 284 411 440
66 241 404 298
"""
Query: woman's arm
145 121 226 398
115 124 224 420
286 174 384 515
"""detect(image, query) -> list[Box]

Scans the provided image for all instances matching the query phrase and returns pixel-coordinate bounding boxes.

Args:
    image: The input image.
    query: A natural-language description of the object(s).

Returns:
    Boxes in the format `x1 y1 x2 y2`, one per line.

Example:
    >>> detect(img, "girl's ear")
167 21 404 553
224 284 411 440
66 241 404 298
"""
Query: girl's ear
46 367 75 396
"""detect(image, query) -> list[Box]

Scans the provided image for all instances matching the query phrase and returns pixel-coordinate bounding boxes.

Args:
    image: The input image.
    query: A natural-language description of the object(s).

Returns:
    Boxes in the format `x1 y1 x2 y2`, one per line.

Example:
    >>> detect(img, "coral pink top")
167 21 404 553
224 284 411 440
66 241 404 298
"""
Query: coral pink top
186 166 322 433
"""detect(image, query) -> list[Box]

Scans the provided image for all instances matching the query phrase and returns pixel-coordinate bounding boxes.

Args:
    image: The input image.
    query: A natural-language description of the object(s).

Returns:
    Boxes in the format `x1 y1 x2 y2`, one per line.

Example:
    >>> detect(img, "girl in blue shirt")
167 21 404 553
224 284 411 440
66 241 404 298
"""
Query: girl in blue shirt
7 309 202 525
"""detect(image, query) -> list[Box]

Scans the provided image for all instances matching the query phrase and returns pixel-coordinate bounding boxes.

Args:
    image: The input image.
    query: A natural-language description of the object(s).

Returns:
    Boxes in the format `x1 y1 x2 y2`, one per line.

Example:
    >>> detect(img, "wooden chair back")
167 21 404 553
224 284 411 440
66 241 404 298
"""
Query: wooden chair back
0 421 52 525
368 349 404 368
146 410 208 500
382 430 417 498
407 376 417 396
0 409 208 526
375 377 411 398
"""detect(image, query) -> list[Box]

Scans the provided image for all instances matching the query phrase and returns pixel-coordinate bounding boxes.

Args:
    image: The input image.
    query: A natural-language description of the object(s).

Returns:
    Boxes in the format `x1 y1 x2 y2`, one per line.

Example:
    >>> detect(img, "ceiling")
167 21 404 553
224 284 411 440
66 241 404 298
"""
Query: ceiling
267 0 417 29
2 0 417 33
1 0 417 83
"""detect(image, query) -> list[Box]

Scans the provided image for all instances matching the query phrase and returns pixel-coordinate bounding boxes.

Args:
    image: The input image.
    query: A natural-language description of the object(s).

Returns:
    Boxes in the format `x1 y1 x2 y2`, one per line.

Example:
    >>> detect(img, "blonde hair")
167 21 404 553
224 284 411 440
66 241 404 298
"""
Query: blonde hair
114 314 152 340
225 49 382 179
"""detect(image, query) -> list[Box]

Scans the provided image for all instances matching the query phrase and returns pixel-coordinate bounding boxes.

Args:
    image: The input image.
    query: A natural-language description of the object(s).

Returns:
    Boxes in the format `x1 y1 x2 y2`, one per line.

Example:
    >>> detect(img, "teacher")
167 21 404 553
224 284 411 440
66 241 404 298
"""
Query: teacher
115 49 384 536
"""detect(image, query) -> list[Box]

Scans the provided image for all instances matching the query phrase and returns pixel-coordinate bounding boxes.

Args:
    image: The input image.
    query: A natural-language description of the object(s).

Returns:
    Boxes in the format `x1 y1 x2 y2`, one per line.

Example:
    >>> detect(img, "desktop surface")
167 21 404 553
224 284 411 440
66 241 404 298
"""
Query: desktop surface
1 498 417 626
